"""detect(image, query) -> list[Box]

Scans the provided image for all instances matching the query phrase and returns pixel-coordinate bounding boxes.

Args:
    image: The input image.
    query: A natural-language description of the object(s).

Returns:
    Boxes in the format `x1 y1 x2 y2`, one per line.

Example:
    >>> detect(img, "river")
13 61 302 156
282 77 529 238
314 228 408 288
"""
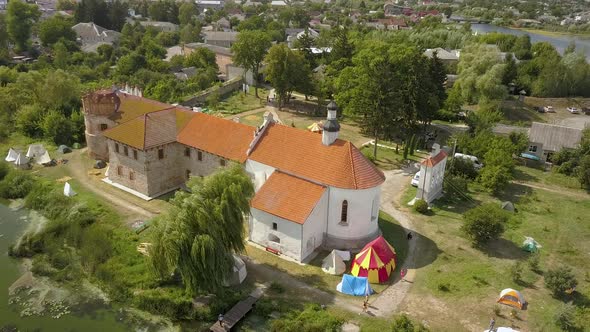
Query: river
0 202 140 332
471 23 590 57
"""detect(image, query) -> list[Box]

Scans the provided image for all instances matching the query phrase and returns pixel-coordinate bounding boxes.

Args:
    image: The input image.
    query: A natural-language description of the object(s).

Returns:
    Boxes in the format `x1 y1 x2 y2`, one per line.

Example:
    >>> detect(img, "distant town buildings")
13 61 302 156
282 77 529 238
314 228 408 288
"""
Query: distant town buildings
71 22 121 53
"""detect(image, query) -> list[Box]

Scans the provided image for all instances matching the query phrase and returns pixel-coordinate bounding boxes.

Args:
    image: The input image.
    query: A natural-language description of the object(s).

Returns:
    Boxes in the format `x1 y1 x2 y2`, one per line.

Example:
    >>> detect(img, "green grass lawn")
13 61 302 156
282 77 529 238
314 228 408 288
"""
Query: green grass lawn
245 211 409 296
399 170 590 331
215 89 269 116
361 145 429 170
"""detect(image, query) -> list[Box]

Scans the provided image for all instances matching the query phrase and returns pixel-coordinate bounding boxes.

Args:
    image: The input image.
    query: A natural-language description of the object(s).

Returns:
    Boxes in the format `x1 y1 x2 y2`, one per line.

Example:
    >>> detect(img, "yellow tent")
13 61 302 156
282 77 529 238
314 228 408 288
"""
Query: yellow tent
307 122 322 133
497 288 526 309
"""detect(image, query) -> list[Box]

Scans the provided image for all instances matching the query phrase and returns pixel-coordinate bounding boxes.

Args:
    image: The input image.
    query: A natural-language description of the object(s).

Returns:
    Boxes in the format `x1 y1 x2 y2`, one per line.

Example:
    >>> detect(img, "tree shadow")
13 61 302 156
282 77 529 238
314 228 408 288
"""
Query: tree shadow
512 168 538 182
434 196 482 217
496 183 533 205
481 238 528 260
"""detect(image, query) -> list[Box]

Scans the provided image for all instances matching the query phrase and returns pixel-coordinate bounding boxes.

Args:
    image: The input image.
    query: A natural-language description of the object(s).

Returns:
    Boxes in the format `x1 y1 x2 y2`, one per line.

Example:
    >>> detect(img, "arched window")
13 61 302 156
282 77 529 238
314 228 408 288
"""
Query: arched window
340 200 348 223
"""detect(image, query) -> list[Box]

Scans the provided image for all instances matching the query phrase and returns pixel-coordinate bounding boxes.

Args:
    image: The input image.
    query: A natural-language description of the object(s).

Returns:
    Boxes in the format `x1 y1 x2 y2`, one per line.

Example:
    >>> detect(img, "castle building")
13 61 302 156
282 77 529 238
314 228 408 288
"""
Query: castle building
82 89 385 262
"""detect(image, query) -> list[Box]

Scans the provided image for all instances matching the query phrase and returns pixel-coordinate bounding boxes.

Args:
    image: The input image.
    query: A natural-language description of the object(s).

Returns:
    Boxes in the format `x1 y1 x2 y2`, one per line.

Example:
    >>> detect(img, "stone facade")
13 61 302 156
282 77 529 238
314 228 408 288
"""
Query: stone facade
82 90 120 160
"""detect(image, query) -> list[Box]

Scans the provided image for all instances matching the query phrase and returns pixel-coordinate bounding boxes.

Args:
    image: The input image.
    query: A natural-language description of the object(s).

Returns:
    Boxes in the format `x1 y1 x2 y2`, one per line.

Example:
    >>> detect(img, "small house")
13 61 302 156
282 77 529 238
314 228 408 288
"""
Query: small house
528 122 583 162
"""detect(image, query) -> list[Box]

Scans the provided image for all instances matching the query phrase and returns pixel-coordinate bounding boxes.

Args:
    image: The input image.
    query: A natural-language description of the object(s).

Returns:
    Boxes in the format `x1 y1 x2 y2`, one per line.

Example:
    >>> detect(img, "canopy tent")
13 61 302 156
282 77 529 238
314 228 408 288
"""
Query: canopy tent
36 151 52 165
26 144 46 158
307 122 322 133
501 201 515 212
351 236 397 283
64 182 77 197
522 237 541 253
497 288 526 310
321 250 346 275
223 255 247 286
5 148 19 162
336 274 373 296
14 153 29 169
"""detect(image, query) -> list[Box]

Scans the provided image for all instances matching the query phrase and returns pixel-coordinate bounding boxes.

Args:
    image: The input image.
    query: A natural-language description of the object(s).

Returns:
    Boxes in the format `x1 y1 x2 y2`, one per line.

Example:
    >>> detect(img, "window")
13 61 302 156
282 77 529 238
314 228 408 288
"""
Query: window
197 151 203 161
117 166 122 176
272 222 278 230
133 150 138 160
129 171 135 180
158 149 164 159
124 146 128 156
528 145 537 153
99 123 108 131
186 169 191 179
220 159 226 166
115 143 119 153
340 200 348 224
184 147 190 157
371 198 378 221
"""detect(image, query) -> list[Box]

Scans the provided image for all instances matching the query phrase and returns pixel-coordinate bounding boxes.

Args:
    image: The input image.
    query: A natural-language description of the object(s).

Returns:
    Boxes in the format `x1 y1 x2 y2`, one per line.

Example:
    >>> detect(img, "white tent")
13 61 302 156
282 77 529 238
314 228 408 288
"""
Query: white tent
223 255 247 286
321 250 346 275
14 153 29 169
334 249 351 261
26 144 46 158
5 148 19 162
36 151 52 165
64 182 77 197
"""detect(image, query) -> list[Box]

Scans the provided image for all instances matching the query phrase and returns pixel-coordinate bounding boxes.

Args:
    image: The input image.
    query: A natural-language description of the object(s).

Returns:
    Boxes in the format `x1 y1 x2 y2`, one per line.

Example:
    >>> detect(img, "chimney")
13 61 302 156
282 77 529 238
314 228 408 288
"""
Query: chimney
322 101 340 146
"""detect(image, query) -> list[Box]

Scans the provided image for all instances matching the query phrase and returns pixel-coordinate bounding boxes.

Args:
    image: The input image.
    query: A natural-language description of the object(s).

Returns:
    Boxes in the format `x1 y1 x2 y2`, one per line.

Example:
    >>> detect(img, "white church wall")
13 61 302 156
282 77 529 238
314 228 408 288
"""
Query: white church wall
325 186 380 249
301 191 329 260
250 208 303 261
245 159 276 191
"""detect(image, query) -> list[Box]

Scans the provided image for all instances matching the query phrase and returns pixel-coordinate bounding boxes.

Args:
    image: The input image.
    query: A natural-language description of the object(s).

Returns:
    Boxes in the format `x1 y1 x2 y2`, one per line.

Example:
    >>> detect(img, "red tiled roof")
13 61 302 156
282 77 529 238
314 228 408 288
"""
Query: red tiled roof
249 123 385 189
109 92 172 124
421 150 447 167
177 112 255 162
103 108 194 150
251 172 326 224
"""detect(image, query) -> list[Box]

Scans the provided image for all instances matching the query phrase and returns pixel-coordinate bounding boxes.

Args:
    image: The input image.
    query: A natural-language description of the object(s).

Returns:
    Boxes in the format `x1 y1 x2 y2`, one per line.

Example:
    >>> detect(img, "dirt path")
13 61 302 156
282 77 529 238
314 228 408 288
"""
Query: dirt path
367 167 420 317
514 180 589 199
66 149 157 220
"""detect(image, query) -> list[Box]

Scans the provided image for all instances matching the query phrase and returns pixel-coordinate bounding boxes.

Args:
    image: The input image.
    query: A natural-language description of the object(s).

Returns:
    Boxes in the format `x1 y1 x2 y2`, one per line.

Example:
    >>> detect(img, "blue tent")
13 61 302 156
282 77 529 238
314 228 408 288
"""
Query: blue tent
520 153 540 161
336 274 373 296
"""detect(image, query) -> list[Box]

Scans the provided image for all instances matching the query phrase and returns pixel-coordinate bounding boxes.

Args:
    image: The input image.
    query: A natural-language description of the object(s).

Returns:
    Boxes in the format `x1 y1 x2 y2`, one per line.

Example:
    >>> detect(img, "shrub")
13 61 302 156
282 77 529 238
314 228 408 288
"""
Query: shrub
554 303 579 331
414 199 429 214
528 253 541 273
269 281 285 294
461 203 509 246
437 282 450 292
134 288 196 321
443 175 469 197
270 304 343 332
391 314 429 331
478 164 511 194
447 157 478 180
545 266 578 297
0 171 35 199
0 162 9 181
510 262 523 283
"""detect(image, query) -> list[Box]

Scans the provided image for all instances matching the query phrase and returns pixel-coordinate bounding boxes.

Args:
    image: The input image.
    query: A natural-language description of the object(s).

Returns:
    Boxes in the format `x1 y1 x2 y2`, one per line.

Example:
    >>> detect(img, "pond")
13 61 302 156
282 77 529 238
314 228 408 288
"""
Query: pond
0 202 145 332
471 23 590 57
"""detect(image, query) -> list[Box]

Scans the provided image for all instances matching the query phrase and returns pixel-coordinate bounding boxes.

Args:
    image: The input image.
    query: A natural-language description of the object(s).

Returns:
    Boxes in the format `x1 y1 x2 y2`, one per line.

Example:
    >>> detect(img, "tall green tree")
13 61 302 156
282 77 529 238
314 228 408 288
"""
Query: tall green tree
6 0 41 52
178 2 198 26
38 15 76 46
150 165 254 294
0 14 9 63
264 44 307 109
232 30 271 98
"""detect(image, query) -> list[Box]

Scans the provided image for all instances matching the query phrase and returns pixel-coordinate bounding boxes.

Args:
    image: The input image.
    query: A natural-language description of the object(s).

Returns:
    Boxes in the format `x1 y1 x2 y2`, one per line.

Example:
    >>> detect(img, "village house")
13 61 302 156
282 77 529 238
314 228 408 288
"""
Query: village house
528 122 584 162
203 31 239 48
139 21 179 32
82 89 385 262
71 22 121 53
183 43 234 79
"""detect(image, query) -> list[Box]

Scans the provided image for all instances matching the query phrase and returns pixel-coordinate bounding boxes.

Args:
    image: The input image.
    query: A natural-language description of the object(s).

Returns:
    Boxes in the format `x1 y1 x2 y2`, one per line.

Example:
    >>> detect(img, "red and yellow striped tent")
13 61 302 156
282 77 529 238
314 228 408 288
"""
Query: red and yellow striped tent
350 236 397 283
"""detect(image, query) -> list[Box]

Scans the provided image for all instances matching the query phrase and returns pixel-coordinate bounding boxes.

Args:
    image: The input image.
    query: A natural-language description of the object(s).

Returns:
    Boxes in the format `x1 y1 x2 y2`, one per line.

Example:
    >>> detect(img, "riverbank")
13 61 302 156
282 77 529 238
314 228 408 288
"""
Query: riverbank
519 27 590 38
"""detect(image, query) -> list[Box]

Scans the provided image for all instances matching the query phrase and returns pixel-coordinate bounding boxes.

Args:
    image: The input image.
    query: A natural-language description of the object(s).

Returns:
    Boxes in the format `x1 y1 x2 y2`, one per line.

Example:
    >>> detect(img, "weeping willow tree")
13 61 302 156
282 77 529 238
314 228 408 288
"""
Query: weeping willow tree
149 164 254 294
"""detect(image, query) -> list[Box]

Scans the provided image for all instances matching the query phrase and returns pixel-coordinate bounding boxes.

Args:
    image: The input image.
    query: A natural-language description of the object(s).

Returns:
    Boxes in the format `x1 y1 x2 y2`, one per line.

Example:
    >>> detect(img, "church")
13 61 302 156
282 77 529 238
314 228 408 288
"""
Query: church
82 88 385 262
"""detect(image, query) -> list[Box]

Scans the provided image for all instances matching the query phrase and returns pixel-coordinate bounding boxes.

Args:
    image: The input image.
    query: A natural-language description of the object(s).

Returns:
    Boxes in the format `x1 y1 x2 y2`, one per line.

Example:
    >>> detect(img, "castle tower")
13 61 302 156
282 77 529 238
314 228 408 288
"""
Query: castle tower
81 89 120 160
322 101 340 146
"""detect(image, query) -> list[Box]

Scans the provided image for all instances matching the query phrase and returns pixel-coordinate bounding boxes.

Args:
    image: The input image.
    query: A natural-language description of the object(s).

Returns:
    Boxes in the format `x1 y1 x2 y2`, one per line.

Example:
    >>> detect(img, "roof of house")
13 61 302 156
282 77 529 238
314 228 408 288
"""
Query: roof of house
251 171 326 224
72 22 120 40
424 48 459 60
529 122 583 152
139 21 179 29
203 31 238 42
177 112 255 162
184 42 233 56
104 107 194 149
421 150 447 167
248 123 385 189
108 92 172 124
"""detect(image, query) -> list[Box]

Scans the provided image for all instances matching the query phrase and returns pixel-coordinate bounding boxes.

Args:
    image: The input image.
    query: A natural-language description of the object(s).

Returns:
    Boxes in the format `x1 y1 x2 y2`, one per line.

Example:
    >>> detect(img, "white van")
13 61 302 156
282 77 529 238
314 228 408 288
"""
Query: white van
454 153 484 170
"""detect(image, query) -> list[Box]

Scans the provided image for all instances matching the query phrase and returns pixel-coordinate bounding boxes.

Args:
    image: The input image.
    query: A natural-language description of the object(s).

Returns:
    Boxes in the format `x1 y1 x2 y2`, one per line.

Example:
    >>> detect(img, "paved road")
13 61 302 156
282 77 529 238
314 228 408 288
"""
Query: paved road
432 123 529 135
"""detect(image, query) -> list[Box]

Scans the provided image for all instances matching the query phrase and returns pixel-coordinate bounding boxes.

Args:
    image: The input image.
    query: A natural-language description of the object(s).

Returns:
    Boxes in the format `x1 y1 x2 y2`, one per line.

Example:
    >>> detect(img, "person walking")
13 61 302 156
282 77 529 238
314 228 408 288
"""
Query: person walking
218 313 224 327
407 232 413 240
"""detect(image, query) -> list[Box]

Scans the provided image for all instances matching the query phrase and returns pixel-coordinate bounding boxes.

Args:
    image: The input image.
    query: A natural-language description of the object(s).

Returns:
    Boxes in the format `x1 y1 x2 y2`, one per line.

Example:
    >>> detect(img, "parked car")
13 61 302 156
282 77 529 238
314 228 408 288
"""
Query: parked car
411 172 420 187
567 107 580 114
454 153 484 170
543 106 555 113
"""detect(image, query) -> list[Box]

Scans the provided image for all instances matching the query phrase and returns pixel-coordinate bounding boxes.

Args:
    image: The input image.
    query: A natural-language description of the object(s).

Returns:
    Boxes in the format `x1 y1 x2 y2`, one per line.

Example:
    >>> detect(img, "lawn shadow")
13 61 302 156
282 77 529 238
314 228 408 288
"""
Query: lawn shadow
482 238 528 260
512 168 538 182
497 183 534 205
434 195 482 217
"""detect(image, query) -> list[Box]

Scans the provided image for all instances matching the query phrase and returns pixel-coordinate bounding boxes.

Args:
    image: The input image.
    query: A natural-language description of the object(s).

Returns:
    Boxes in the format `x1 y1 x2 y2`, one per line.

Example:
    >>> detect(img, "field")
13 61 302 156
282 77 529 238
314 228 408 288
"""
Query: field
396 166 590 331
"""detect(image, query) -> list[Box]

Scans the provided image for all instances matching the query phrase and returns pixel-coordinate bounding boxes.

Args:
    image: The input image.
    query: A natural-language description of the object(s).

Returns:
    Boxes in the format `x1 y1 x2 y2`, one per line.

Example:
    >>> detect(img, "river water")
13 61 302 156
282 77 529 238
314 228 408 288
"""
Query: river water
471 23 590 57
0 202 134 331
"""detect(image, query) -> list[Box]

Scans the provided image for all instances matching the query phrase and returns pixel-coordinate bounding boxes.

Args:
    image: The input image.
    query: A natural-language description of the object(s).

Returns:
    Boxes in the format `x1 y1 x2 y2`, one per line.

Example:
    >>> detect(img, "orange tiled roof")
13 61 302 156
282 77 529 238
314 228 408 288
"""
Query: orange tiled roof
177 112 255 162
251 171 326 224
109 92 172 124
421 150 447 167
104 108 194 150
249 123 385 189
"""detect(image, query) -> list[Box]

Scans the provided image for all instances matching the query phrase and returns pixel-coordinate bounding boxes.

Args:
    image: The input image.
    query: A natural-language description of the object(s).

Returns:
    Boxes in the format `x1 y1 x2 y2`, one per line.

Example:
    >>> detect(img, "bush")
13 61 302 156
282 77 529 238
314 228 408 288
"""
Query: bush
437 282 450 292
510 262 523 283
414 199 429 214
0 171 35 199
391 314 429 331
270 304 343 332
555 303 579 331
0 162 9 181
134 288 196 321
545 266 578 297
269 281 285 293
461 203 509 246
478 164 511 194
447 158 478 180
528 253 541 273
443 175 469 197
